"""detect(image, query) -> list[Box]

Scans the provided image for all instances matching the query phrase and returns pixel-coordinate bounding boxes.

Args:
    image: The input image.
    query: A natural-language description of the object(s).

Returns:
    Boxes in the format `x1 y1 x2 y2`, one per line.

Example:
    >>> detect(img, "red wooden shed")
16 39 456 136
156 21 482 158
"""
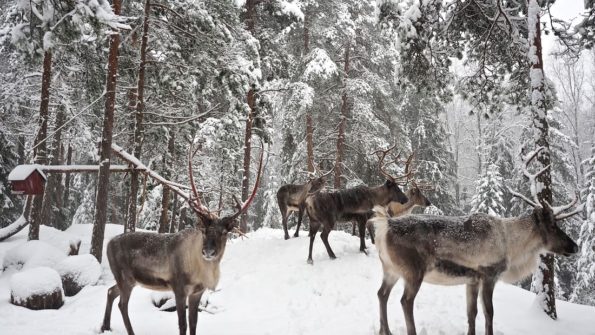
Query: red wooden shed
8 165 47 195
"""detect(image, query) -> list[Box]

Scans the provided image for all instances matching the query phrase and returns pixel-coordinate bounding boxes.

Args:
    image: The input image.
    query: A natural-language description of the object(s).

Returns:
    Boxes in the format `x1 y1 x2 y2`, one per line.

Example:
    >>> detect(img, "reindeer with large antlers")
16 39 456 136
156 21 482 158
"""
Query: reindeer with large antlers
304 144 410 264
374 147 582 335
100 143 264 335
277 168 333 240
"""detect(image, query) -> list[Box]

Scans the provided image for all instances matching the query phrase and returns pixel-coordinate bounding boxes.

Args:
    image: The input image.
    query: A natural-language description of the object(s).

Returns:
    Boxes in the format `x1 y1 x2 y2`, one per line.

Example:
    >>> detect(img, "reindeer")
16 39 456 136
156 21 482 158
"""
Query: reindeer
100 143 264 335
374 147 582 335
352 181 431 244
304 144 410 264
277 169 332 240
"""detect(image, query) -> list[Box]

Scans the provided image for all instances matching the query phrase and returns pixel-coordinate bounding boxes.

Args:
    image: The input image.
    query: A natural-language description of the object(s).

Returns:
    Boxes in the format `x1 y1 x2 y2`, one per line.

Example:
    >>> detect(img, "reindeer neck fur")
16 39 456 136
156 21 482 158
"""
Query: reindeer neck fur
500 213 544 283
388 201 416 216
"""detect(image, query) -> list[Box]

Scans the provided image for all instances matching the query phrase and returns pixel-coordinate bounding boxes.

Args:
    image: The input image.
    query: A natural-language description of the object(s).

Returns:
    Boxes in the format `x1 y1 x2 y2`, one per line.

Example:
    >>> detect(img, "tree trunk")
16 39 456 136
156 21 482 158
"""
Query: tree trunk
476 110 483 175
126 0 150 233
334 44 350 189
28 50 52 241
178 206 187 232
40 108 65 228
169 195 178 234
303 8 314 174
527 0 557 319
90 0 122 262
158 132 175 234
63 144 72 207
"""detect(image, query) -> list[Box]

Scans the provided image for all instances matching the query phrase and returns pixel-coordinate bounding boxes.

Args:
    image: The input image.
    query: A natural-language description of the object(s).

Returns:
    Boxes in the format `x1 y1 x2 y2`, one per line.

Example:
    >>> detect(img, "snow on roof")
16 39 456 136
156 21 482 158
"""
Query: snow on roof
8 164 47 181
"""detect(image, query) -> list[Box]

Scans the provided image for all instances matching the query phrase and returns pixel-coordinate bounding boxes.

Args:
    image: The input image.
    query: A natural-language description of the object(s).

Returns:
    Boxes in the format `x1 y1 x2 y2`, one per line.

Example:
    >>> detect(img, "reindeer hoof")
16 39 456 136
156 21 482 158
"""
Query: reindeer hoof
307 258 314 265
360 249 369 255
284 235 290 240
100 325 111 333
293 233 299 238
329 255 337 260
379 327 392 335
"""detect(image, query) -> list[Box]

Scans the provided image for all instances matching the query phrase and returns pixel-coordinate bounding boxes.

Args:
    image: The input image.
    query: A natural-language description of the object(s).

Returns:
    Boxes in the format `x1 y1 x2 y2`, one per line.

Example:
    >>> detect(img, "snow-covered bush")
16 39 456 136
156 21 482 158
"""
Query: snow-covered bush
54 255 101 296
10 267 64 310
2 240 67 271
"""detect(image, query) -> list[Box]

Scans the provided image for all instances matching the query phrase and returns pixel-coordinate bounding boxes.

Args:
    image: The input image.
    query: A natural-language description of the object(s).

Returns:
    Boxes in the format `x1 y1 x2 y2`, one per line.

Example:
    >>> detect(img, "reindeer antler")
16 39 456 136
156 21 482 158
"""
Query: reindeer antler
187 142 214 223
373 144 414 186
509 146 584 220
227 141 265 220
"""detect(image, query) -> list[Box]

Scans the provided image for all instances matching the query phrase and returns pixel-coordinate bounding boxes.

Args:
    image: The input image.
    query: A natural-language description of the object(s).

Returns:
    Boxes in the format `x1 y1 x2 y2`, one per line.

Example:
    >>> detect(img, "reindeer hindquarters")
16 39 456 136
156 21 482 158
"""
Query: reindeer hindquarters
188 289 205 335
466 282 479 335
101 285 120 332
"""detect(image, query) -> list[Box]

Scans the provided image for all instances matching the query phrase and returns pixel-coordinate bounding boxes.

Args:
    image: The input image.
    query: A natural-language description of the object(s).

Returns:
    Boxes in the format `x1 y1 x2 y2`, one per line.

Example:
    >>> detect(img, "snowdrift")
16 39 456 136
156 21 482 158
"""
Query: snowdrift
0 224 593 334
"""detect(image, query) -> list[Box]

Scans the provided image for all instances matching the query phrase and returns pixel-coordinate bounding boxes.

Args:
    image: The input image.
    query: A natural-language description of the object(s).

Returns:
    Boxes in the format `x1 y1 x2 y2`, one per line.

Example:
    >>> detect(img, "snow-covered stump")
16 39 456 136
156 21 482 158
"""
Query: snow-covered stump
55 255 101 296
10 267 64 310
2 240 67 271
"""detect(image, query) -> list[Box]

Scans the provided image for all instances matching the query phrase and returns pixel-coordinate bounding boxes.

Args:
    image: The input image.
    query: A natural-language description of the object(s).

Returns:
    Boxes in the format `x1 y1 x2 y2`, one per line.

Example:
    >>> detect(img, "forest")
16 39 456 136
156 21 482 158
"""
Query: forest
0 0 594 334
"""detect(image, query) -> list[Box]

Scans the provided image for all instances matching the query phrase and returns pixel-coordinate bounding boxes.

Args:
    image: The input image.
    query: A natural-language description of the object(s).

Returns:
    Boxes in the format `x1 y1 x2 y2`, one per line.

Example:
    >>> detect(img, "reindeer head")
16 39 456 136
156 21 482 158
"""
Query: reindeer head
308 167 333 194
375 144 411 205
510 147 581 257
187 142 264 261
408 182 432 207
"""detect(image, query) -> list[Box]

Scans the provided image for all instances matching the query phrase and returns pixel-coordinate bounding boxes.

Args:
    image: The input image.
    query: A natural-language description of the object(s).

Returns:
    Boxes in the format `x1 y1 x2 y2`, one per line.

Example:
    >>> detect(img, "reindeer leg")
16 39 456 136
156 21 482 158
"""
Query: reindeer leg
308 221 320 264
320 223 337 260
351 221 357 236
101 285 120 332
481 278 496 335
175 289 188 335
367 219 375 244
117 282 135 335
281 205 290 240
188 289 205 335
294 206 304 238
378 273 398 335
401 277 423 335
466 282 479 335
358 218 367 254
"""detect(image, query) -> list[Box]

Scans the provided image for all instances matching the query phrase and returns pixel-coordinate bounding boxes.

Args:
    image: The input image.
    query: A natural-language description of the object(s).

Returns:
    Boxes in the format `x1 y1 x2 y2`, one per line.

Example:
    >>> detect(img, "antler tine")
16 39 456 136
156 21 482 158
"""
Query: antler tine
518 146 551 207
394 153 415 186
373 144 398 183
553 193 585 220
187 143 212 219
229 140 265 220
508 186 538 208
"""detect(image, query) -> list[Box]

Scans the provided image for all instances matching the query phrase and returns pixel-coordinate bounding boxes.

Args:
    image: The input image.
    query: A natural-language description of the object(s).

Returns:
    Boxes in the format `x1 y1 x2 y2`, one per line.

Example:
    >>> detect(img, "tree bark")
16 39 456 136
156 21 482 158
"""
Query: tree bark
126 0 150 233
528 0 556 319
334 44 350 189
240 0 259 233
304 8 315 174
178 206 187 232
28 50 52 241
63 145 72 207
90 0 122 262
158 132 175 234
169 195 178 234
40 108 65 228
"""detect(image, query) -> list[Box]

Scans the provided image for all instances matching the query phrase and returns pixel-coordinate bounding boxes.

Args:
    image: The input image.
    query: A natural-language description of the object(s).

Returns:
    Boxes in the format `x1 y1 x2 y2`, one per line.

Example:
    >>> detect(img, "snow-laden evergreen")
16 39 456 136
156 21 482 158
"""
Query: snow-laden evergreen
471 163 505 216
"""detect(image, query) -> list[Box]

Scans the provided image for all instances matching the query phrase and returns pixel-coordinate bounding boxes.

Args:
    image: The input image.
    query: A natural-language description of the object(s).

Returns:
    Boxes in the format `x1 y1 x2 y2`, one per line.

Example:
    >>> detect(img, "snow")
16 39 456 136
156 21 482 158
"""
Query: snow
2 240 67 271
9 267 63 303
7 164 46 181
55 255 101 287
0 224 593 334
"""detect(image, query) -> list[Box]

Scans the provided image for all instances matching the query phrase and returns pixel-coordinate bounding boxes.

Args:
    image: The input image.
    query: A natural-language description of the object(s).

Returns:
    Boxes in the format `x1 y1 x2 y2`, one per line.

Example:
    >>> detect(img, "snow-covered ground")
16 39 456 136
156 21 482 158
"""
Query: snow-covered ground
0 224 593 335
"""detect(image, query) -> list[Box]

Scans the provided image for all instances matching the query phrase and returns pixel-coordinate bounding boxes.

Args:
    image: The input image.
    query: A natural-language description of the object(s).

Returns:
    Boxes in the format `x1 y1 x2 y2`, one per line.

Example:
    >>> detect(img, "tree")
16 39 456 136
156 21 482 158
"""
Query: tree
471 163 505 216
90 0 124 262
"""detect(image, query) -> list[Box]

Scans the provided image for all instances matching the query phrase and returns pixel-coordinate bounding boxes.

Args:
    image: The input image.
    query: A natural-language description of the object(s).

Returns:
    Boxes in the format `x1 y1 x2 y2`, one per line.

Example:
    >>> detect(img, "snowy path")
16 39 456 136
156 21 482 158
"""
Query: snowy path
0 224 593 335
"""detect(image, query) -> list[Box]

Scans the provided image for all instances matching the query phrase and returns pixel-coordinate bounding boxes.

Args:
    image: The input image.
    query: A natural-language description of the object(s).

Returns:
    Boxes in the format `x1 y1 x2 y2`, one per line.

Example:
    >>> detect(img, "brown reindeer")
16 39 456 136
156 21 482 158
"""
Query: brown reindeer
277 169 332 240
354 181 431 244
374 147 582 335
304 145 410 264
100 143 264 335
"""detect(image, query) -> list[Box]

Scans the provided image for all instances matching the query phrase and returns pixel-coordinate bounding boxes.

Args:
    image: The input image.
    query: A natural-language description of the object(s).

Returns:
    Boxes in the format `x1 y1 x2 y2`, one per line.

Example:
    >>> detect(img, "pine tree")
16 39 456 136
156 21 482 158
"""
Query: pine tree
0 130 20 228
471 163 505 216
